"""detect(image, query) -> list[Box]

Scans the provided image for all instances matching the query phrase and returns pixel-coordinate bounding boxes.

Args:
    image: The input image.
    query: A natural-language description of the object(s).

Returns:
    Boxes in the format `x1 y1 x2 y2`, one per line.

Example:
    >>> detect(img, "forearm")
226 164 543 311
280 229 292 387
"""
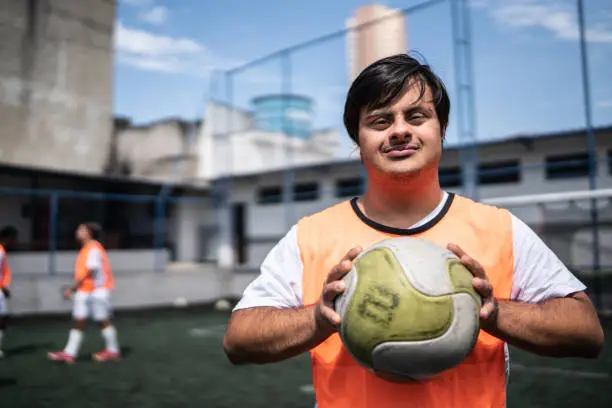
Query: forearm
485 294 604 358
223 305 331 365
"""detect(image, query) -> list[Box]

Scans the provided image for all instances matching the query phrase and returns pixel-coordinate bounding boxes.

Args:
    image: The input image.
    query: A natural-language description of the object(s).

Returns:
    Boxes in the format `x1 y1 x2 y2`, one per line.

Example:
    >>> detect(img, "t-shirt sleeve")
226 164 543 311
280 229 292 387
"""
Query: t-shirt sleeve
511 213 587 303
86 248 102 271
233 224 304 311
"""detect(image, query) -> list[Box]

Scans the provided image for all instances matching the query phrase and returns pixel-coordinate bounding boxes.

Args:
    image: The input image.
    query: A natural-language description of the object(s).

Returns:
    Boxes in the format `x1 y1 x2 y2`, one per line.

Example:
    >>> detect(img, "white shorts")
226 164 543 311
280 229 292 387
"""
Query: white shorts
72 288 112 321
0 290 7 316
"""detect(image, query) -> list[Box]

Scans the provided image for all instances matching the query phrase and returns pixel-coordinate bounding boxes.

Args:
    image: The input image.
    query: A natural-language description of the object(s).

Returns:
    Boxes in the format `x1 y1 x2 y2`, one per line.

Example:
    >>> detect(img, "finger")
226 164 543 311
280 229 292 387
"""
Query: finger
472 277 493 297
446 243 466 258
448 243 487 279
330 247 363 280
342 246 363 262
328 259 354 282
320 304 342 326
322 280 347 303
480 301 496 319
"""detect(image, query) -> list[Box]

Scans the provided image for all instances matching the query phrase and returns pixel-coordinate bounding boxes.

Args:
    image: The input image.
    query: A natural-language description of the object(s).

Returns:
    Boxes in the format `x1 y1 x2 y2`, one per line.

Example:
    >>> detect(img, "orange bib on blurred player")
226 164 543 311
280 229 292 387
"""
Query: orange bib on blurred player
75 241 114 293
0 244 11 289
298 194 513 408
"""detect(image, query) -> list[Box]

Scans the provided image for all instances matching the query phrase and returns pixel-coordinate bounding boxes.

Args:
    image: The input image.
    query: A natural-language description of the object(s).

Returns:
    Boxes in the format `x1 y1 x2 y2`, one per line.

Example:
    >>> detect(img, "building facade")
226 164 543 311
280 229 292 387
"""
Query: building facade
0 0 115 175
215 126 612 272
196 100 340 180
346 4 407 81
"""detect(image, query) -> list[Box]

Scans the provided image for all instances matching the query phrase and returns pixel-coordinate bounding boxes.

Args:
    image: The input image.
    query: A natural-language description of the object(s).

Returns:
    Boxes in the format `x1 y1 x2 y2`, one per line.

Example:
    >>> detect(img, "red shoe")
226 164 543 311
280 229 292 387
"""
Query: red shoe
47 351 76 364
92 349 121 362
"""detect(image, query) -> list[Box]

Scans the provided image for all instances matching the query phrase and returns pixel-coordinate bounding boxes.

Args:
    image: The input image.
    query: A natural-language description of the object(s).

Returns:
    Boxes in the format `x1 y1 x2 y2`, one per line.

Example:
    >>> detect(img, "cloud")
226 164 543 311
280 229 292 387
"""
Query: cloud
490 0 612 44
115 22 203 57
139 6 168 25
114 22 240 76
115 22 207 74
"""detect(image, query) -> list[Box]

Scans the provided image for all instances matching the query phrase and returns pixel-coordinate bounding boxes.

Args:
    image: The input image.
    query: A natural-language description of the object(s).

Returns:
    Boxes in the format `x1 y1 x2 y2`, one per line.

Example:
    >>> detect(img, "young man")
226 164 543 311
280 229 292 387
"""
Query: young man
223 54 604 407
48 222 121 364
0 227 17 359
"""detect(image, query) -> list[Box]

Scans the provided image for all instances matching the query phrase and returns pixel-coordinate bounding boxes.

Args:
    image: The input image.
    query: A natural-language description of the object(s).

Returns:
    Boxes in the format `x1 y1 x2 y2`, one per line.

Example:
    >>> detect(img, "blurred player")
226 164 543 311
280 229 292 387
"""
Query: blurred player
0 226 17 359
47 222 121 364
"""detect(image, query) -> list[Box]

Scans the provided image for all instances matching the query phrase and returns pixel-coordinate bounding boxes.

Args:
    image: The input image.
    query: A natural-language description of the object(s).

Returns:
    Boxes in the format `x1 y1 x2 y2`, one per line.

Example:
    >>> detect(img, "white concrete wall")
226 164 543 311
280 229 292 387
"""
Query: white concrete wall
172 200 217 262
7 264 239 316
0 0 115 175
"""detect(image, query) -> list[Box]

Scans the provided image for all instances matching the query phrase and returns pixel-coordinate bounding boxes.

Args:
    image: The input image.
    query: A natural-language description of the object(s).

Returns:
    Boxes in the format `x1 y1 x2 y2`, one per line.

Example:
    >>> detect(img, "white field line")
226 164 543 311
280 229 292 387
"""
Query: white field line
299 384 315 394
188 324 228 338
512 364 609 380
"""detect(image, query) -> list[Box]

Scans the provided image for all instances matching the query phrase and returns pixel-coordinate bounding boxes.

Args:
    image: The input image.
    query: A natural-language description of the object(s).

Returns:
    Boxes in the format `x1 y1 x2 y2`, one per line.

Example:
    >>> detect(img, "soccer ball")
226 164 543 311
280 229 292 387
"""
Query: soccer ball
334 237 481 381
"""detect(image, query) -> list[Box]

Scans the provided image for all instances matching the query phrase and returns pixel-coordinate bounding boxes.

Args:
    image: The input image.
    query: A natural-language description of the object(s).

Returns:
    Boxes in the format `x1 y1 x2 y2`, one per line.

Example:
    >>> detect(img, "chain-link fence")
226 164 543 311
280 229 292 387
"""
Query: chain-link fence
0 187 214 276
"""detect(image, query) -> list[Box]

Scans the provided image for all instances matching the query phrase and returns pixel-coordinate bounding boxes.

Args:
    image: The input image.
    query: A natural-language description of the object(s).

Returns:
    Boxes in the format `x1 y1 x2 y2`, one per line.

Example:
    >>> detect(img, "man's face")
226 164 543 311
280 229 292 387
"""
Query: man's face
75 225 89 242
357 81 443 180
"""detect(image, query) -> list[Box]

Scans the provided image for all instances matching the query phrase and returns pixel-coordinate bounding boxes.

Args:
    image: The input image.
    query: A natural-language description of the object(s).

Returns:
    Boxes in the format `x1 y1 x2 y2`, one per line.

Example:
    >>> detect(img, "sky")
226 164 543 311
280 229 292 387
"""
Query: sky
113 0 612 159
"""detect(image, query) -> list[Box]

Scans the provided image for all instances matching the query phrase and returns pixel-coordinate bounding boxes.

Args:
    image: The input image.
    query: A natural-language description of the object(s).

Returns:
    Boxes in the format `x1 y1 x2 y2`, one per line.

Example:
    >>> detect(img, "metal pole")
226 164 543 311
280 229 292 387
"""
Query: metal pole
222 71 235 269
153 196 165 272
48 193 58 275
451 0 479 200
577 0 601 309
462 0 480 201
281 51 295 229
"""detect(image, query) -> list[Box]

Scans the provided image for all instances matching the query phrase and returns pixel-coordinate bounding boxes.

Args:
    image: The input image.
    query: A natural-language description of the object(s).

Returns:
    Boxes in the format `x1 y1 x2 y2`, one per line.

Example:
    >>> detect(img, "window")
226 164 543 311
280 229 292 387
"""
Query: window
478 160 521 185
439 167 462 188
546 153 591 180
335 178 364 197
257 186 282 204
293 182 319 202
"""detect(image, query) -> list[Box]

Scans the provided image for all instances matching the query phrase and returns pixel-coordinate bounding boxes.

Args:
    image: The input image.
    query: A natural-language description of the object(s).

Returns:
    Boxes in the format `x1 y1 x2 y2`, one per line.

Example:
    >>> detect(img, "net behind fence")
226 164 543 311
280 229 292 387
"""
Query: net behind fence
485 188 612 312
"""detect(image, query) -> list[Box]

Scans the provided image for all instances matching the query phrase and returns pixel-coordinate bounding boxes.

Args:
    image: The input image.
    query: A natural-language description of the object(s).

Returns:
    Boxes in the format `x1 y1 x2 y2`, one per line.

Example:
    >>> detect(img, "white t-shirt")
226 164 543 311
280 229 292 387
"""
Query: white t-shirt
85 247 105 288
235 192 586 311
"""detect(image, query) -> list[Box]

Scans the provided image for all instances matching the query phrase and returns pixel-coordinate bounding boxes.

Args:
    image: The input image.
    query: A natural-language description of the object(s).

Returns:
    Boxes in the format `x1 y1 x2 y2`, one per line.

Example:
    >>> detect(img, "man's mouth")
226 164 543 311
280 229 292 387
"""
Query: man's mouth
382 144 420 158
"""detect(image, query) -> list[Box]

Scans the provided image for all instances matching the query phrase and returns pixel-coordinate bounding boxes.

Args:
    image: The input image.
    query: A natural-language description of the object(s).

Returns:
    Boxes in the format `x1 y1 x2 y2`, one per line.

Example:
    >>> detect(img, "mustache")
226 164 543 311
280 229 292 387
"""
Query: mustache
381 143 421 153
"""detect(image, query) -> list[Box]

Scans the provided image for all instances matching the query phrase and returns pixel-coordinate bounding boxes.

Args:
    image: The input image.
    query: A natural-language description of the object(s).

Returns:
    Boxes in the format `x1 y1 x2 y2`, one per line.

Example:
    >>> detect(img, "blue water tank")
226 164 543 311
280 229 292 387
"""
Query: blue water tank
252 94 313 139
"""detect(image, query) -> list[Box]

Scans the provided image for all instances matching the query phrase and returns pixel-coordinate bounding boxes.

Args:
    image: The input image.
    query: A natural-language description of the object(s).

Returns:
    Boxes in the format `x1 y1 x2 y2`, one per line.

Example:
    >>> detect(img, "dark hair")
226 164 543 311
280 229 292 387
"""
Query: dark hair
0 226 17 240
343 53 450 145
82 222 102 240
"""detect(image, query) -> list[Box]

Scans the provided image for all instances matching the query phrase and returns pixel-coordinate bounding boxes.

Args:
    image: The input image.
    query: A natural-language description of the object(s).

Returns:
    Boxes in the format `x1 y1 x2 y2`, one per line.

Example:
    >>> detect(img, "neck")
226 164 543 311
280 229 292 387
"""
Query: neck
361 173 443 230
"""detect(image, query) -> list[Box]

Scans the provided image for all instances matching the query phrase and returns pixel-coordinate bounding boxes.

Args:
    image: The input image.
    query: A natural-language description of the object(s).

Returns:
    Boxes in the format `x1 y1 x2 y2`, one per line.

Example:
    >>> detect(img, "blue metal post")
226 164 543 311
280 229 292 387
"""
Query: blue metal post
222 71 235 267
281 51 295 229
577 0 601 309
48 193 58 275
451 0 479 200
153 196 165 272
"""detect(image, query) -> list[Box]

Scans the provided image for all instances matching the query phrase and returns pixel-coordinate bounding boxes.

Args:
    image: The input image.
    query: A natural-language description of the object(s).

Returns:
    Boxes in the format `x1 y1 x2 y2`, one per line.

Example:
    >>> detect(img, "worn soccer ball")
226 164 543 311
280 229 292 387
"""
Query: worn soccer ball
334 237 481 381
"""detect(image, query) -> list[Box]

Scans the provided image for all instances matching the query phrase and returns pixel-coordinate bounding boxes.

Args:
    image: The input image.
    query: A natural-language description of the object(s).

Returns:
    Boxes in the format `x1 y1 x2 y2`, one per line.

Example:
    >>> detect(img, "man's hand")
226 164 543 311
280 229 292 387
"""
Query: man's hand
447 243 604 358
223 246 363 365
1 288 10 299
314 246 362 334
63 287 75 300
447 243 498 330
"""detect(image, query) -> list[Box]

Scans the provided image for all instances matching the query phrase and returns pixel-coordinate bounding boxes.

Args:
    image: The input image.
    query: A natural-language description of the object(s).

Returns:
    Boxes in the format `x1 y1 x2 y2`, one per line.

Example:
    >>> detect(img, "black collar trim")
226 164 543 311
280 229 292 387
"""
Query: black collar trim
349 193 455 236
